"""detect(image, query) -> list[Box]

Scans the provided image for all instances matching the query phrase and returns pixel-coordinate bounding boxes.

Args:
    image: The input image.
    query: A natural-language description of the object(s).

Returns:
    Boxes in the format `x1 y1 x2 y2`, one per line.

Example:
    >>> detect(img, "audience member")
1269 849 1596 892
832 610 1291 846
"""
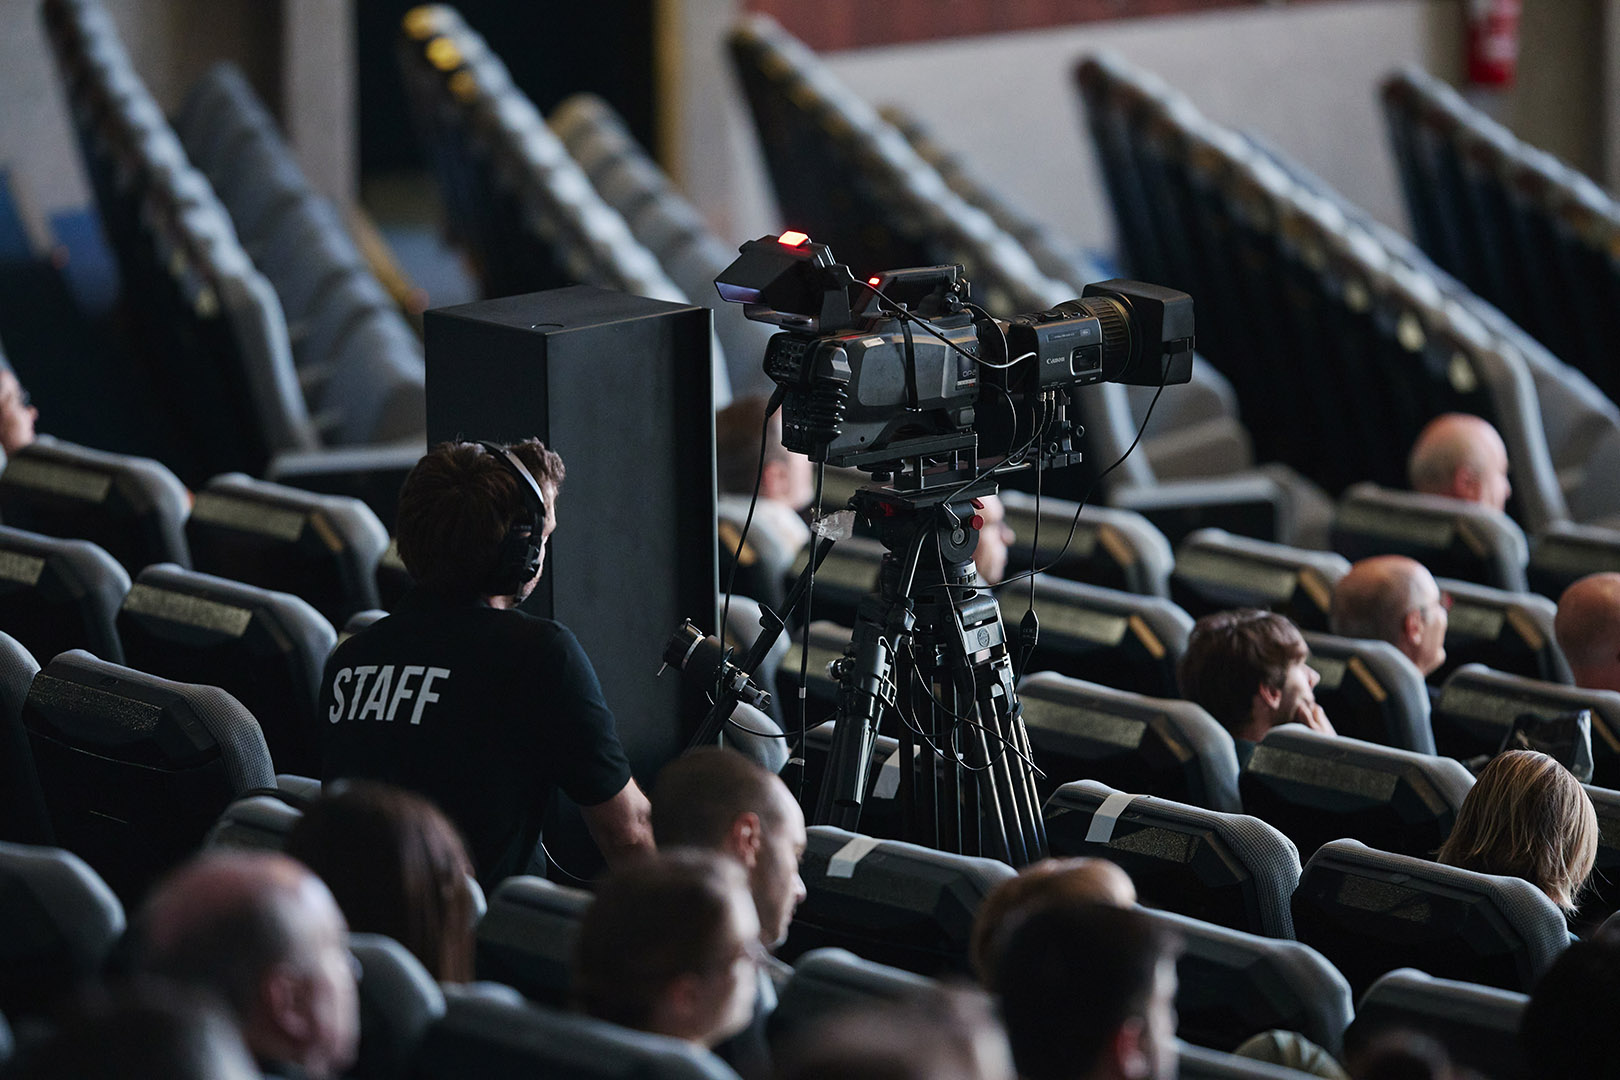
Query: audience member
573 849 763 1049
6 982 258 1080
0 364 37 457
283 780 477 982
991 902 1180 1080
1554 572 1620 692
717 396 814 612
652 747 808 950
1519 937 1620 1079
1178 609 1334 766
1330 556 1449 677
134 851 360 1080
971 493 1015 587
652 748 809 1078
1407 413 1511 513
968 856 1136 984
320 440 654 886
1344 1031 1470 1080
774 984 1015 1080
1436 749 1597 915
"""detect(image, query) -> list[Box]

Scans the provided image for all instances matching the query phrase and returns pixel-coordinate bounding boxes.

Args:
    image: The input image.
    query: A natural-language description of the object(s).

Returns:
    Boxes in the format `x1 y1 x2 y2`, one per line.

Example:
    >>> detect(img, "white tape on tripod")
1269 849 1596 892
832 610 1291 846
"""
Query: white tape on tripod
872 747 904 800
1084 791 1143 844
826 834 882 879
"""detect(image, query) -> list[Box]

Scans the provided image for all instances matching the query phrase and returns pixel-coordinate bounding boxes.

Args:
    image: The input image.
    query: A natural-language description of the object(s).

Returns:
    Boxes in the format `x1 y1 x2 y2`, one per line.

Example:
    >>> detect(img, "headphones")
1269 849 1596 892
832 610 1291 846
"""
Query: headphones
477 441 550 596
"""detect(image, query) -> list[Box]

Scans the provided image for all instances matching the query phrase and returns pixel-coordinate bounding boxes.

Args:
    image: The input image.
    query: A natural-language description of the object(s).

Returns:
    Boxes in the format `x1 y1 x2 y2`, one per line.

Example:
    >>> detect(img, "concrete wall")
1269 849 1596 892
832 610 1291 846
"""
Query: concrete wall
674 0 1606 260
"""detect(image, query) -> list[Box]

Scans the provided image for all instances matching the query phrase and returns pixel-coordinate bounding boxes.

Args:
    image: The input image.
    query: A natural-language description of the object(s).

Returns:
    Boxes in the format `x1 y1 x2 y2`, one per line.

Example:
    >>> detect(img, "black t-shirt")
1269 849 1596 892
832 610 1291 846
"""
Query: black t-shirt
318 587 633 886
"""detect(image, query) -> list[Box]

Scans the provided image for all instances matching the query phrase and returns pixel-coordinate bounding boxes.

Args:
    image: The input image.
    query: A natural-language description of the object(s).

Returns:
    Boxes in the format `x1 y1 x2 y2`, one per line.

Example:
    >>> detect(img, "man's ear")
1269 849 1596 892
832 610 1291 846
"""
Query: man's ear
1402 606 1424 646
1254 681 1282 716
261 964 312 1042
758 459 789 501
1454 464 1482 502
1112 1016 1152 1080
727 811 764 868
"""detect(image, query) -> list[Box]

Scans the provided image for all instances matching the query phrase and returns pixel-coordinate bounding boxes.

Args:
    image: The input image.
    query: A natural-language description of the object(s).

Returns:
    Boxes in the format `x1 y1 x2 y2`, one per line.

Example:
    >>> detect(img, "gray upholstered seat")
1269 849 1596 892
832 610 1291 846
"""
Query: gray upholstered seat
474 875 592 1007
1240 725 1473 860
1351 967 1528 1080
786 825 1014 977
0 435 191 573
205 794 302 852
1292 838 1570 996
768 948 933 1045
1171 528 1349 633
349 933 446 1080
1302 632 1434 752
1434 578 1568 686
0 633 44 844
0 525 129 664
1045 779 1301 939
1332 484 1529 592
1017 671 1240 811
1432 663 1619 785
0 840 124 1020
1021 576 1193 698
999 491 1174 597
22 649 275 900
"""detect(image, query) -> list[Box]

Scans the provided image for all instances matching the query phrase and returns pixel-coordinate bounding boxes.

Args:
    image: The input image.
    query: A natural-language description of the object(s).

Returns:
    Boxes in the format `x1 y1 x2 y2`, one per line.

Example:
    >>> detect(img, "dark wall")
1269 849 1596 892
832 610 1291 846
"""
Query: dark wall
358 0 657 175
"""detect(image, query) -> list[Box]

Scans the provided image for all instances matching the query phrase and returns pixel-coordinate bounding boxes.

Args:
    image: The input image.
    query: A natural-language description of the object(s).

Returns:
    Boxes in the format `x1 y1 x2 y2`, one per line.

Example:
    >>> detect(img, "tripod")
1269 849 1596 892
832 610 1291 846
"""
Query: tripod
812 471 1048 866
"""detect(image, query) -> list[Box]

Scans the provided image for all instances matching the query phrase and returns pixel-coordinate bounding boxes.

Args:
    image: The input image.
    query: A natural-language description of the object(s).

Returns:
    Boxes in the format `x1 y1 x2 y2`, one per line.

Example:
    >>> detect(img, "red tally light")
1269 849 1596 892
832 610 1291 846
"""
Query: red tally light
868 276 882 286
777 230 810 248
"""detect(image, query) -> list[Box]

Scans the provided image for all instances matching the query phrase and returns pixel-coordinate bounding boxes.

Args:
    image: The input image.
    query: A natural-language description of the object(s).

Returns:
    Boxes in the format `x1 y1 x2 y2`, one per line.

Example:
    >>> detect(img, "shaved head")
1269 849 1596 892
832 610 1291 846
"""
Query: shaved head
1408 413 1512 512
1331 555 1448 675
1556 573 1620 691
137 851 359 1079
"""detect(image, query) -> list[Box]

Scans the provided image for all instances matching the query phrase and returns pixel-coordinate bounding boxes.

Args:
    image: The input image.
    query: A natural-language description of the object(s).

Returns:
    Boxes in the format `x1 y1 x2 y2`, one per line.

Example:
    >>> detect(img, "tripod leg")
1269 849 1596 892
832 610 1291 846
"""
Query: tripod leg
813 609 893 830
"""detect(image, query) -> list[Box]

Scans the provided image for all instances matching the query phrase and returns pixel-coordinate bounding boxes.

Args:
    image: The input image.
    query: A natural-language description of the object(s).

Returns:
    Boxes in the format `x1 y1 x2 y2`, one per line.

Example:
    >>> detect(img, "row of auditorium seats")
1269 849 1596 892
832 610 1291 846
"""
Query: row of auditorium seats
1074 51 1596 536
172 63 427 449
1382 67 1620 412
393 5 732 407
200 802 1547 1075
724 15 1335 550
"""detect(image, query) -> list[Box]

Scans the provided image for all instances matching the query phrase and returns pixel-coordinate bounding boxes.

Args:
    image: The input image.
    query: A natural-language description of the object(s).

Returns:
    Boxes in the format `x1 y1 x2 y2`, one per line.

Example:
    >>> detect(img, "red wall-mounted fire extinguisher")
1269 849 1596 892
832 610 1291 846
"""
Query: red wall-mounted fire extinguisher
1467 0 1522 88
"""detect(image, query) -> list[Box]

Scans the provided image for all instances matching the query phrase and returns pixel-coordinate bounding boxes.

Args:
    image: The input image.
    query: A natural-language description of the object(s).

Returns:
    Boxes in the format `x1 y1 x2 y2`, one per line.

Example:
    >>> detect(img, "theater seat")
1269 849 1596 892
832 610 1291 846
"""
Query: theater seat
1020 576 1193 698
0 525 129 664
1240 726 1474 861
1176 1042 1324 1079
1301 632 1434 752
1045 780 1300 938
205 794 301 852
768 948 933 1045
1578 783 1620 924
1171 529 1349 632
117 564 337 777
1140 908 1351 1057
1431 664 1620 786
1434 578 1569 685
413 993 739 1080
1292 839 1569 995
22 650 276 901
1527 520 1620 601
0 633 45 844
350 933 445 1080
0 841 125 1020
1016 672 1241 811
998 491 1174 597
784 825 1014 976
1331 484 1529 592
186 473 389 625
475 875 592 1007
0 435 191 573
1351 968 1528 1080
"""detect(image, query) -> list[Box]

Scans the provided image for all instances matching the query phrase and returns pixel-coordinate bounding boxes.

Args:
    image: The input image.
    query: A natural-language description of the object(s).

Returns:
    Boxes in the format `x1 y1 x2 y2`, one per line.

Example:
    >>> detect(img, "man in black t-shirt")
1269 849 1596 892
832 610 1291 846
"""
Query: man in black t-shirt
318 440 655 885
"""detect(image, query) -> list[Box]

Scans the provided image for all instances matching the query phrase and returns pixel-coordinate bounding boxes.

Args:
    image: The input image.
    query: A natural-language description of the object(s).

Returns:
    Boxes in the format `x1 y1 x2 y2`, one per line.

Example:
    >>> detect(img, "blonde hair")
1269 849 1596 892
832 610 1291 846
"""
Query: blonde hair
1437 750 1598 914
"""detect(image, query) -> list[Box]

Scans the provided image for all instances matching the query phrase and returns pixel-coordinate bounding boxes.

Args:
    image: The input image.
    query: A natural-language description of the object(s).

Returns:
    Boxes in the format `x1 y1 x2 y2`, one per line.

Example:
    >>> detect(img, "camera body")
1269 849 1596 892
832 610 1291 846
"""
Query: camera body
715 234 1194 470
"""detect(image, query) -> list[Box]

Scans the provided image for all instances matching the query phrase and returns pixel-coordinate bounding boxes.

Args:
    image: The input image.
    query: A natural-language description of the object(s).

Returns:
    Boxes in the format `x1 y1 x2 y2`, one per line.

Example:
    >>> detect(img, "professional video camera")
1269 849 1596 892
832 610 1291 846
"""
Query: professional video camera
714 232 1195 471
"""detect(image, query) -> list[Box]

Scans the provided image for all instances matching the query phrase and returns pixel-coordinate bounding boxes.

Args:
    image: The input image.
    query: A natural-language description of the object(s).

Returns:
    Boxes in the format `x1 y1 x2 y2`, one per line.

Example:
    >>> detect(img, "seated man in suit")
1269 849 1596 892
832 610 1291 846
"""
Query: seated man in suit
1178 609 1335 767
1330 555 1449 677
1408 413 1512 513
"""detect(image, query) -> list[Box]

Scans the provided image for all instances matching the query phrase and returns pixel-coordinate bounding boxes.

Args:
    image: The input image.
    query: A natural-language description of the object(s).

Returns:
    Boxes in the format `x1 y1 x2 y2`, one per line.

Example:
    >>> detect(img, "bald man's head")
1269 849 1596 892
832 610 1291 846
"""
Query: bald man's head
1556 573 1620 692
138 852 359 1079
1331 555 1448 675
1408 413 1512 513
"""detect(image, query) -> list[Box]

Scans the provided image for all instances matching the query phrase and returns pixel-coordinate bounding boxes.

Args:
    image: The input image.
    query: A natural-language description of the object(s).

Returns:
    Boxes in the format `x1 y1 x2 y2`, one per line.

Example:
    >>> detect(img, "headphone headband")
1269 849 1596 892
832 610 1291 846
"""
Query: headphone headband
476 440 550 596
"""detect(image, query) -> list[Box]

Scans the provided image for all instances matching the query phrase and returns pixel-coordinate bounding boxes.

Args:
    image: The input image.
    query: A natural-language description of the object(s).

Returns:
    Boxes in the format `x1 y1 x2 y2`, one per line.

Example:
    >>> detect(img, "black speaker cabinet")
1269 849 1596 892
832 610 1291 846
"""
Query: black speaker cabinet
425 286 717 776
